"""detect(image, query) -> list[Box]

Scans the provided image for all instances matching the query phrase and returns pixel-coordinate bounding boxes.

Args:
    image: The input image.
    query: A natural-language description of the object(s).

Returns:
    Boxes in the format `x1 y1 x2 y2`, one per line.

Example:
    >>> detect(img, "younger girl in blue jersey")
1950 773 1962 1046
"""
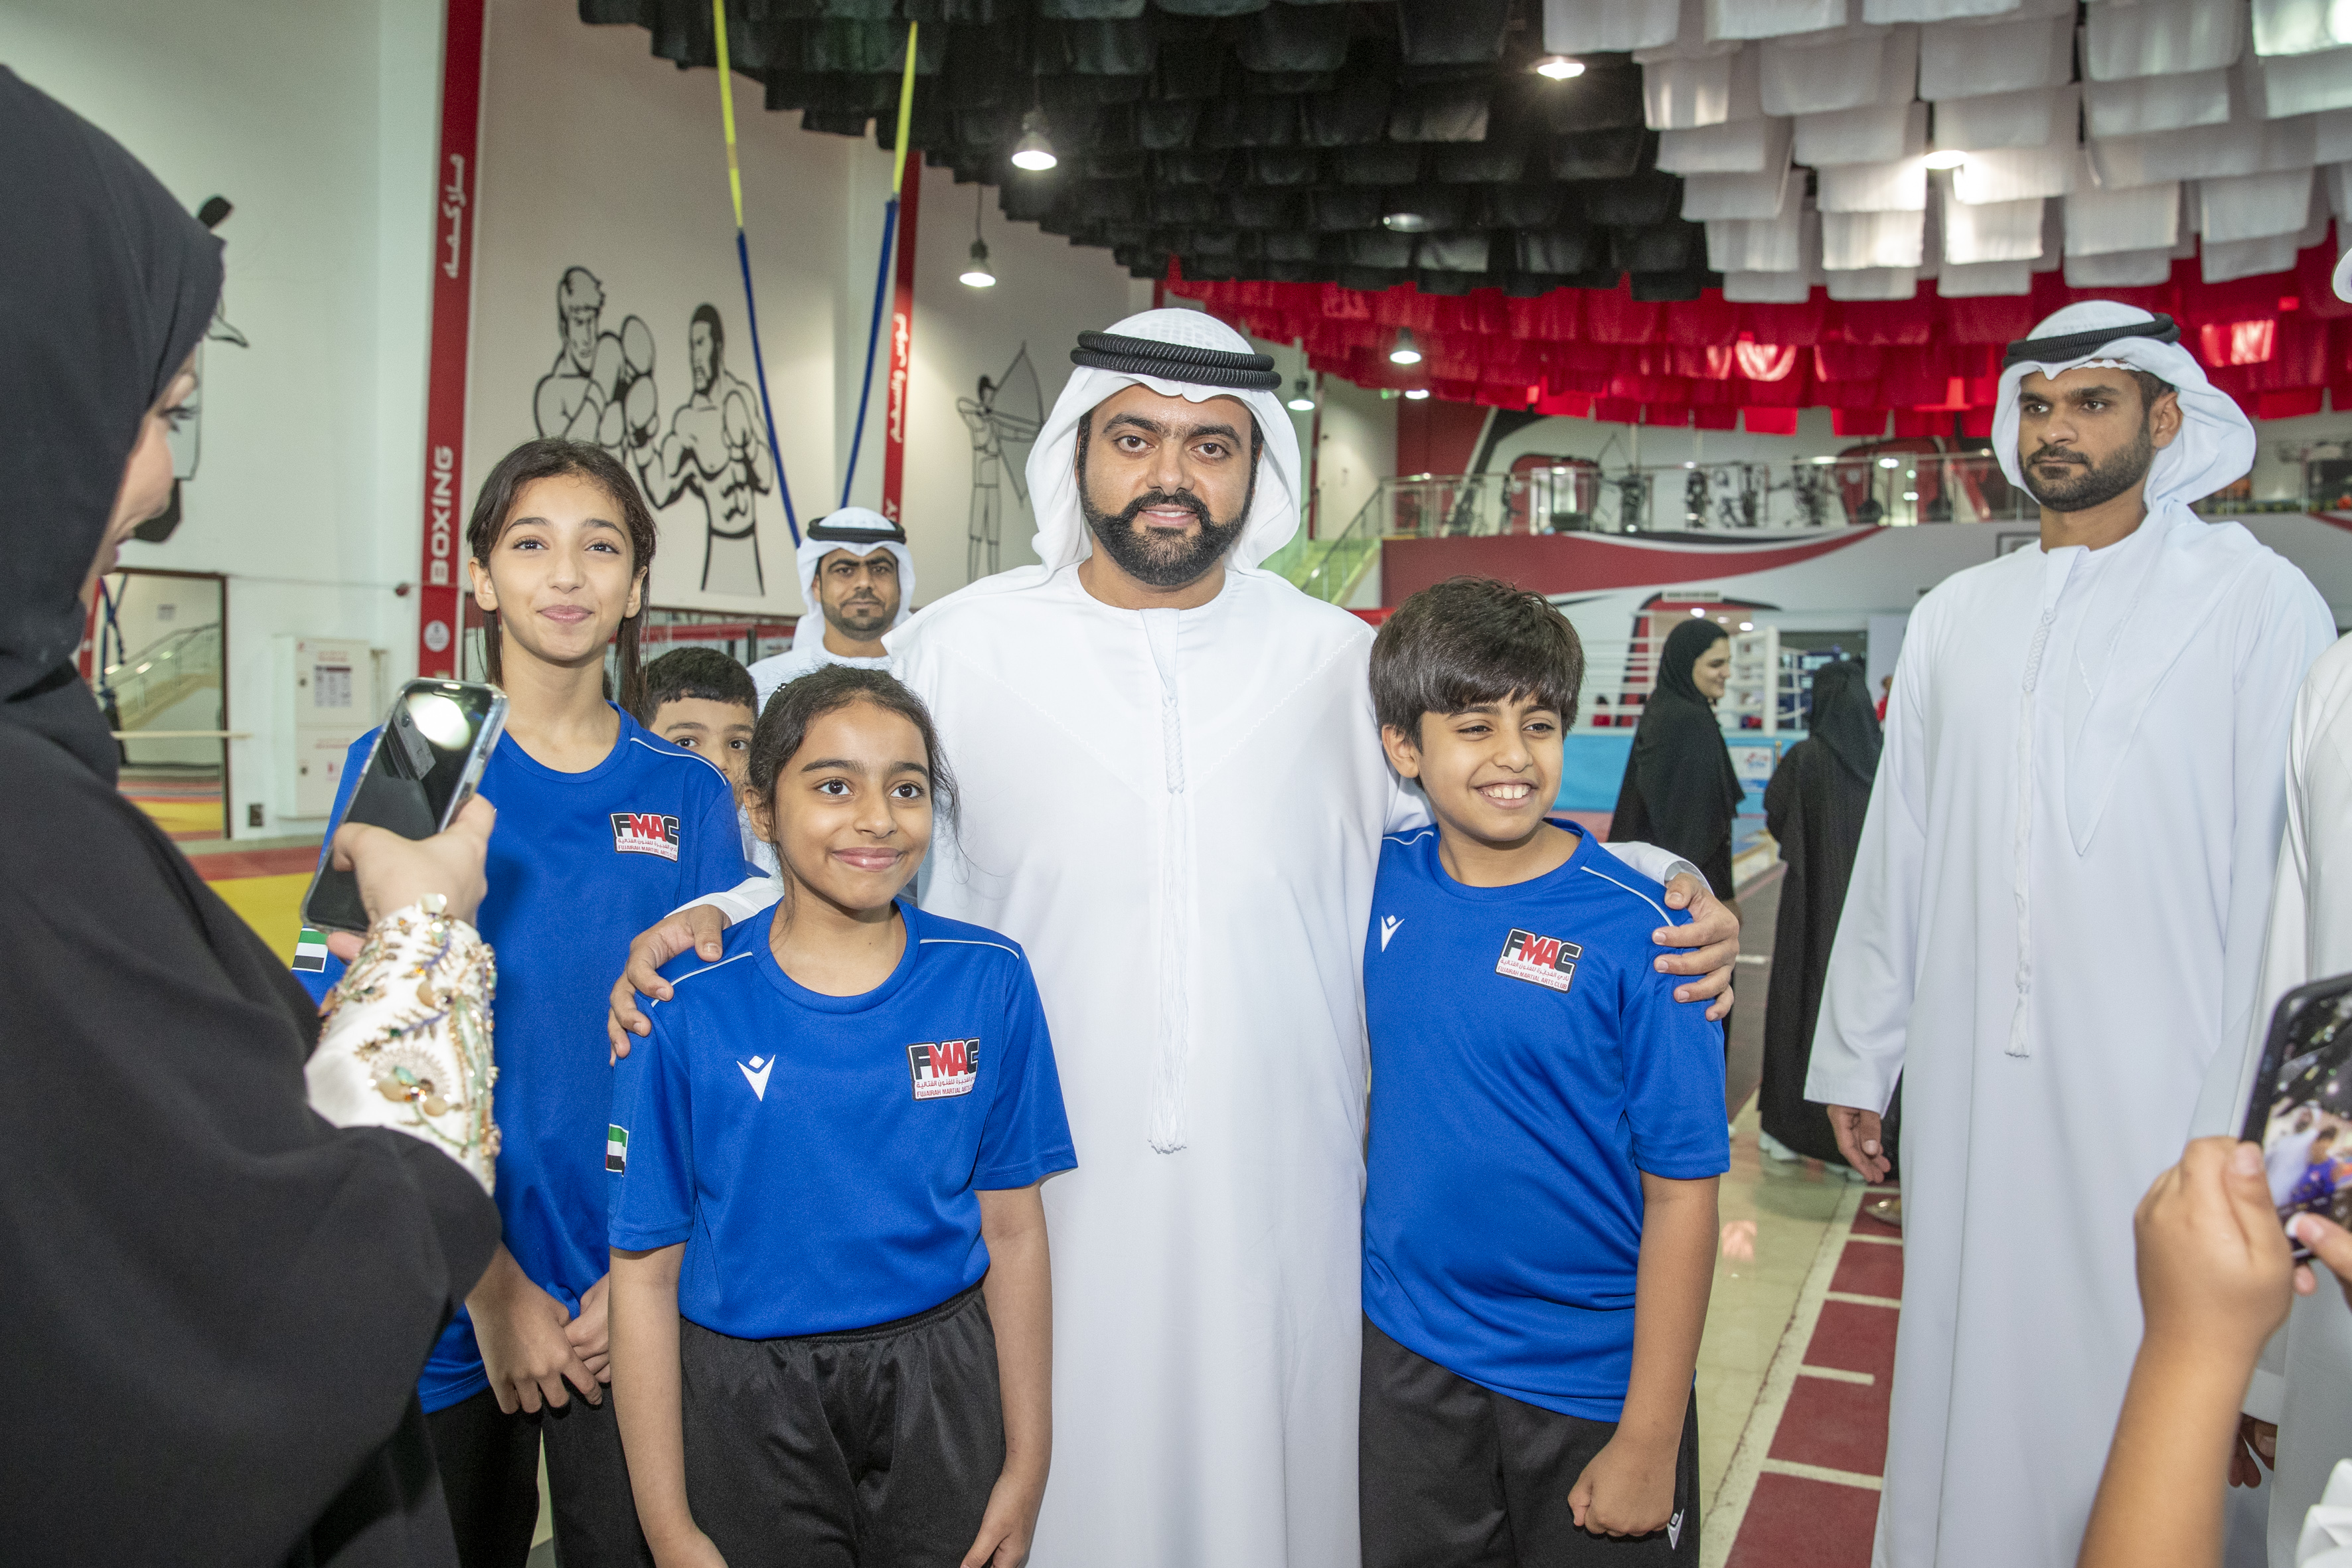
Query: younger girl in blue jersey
298 438 753 1567
607 665 1075 1568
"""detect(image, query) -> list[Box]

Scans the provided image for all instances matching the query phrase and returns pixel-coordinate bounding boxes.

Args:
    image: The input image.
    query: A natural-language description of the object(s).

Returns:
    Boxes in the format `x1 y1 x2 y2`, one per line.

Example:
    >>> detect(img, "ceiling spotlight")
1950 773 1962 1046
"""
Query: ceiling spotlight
1877 455 1901 469
1403 386 1431 400
1902 490 1920 500
1010 109 1058 173
1287 378 1316 412
1739 621 1755 631
1389 327 1423 366
1534 55 1585 80
1382 210 1433 233
1923 149 1966 171
1810 455 1837 465
960 187 996 287
1689 606 1707 617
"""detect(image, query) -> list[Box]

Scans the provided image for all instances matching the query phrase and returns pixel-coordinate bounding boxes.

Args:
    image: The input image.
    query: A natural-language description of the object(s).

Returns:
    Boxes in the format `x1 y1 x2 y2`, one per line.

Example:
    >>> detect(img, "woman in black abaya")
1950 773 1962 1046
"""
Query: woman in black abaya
0 69 500 1567
1757 661 1899 1170
1612 617 1743 900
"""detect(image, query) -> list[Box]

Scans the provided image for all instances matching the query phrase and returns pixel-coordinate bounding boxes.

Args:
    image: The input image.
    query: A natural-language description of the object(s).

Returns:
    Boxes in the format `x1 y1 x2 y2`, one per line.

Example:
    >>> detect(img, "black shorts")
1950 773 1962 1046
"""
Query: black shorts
680 1283 1003 1568
1360 1316 1700 1568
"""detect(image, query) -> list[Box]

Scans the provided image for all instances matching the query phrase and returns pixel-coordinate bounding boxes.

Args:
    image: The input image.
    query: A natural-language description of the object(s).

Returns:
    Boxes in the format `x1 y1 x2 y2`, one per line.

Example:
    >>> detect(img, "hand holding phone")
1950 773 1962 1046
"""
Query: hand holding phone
302 680 509 935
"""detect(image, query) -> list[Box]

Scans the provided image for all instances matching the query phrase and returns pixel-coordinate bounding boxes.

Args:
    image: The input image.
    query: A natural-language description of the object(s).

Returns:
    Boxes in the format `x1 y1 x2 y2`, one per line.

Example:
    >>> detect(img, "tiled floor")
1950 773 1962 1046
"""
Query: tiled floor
190 837 1895 1563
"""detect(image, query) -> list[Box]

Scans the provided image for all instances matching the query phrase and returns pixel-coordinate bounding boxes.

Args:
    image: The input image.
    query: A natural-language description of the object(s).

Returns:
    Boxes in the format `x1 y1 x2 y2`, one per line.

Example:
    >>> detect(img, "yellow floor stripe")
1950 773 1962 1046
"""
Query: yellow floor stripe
208 872 311 965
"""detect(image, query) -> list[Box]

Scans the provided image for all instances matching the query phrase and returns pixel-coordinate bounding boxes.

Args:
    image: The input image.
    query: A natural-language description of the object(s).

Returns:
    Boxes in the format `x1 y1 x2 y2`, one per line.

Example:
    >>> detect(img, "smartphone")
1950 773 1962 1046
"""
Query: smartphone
2238 973 2352 1259
299 679 509 935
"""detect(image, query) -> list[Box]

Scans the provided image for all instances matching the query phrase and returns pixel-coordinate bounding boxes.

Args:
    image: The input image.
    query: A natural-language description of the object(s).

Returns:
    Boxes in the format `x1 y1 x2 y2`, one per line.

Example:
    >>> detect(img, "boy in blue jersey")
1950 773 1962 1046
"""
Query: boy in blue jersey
1359 578 1729 1566
297 439 756 1568
607 665 1073 1568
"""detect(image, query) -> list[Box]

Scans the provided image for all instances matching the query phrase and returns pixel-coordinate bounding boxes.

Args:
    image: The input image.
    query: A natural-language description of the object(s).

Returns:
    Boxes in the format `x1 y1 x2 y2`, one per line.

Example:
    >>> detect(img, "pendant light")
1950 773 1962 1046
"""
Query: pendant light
1010 108 1058 173
1389 327 1423 366
1287 377 1316 412
959 186 996 287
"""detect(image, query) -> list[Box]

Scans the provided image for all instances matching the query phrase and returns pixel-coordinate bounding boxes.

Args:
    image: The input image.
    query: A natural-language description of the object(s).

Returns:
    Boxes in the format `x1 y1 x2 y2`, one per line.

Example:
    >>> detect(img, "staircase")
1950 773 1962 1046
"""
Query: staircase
102 623 220 733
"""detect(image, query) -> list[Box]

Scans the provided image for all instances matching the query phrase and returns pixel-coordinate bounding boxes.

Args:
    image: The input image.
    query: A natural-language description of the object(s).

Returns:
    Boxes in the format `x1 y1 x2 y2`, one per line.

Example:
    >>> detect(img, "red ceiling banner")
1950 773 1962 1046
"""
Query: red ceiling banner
1170 237 2352 427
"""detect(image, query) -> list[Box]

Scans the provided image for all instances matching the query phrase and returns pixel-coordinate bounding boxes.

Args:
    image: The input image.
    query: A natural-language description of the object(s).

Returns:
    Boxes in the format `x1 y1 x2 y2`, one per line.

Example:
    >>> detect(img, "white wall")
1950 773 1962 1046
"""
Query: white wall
1306 373 1397 539
3 0 444 838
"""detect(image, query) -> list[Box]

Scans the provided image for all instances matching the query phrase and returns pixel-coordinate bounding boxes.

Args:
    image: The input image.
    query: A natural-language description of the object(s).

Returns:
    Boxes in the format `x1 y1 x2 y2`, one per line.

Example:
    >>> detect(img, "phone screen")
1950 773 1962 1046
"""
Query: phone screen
2238 973 2352 1259
301 681 507 935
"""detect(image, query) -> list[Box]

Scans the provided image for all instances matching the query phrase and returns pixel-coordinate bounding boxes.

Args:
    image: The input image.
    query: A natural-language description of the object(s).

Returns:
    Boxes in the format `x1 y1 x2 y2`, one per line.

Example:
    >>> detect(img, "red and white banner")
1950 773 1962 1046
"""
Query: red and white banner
880 167 921 526
416 0 487 679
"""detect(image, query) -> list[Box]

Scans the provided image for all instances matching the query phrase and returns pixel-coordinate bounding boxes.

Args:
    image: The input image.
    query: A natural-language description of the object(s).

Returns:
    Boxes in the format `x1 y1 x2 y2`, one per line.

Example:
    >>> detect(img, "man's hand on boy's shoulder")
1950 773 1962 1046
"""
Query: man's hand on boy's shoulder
1653 872 1739 1022
1568 1429 1682 1538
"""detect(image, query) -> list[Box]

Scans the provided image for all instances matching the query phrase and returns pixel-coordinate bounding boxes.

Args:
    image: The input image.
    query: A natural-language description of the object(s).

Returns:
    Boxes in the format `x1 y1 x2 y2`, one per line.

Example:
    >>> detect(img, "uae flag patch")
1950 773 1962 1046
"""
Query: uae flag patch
293 927 330 973
605 1125 628 1174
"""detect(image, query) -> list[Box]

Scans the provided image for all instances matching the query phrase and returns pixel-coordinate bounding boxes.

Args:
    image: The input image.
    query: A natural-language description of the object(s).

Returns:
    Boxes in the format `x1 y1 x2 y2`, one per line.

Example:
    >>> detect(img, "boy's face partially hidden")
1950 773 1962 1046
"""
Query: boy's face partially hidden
654 697 756 795
1381 694 1571 883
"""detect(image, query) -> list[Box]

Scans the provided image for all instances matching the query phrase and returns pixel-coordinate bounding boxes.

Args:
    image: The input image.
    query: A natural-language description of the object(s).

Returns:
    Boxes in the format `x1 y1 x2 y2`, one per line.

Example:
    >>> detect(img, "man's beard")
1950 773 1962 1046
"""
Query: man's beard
825 593 893 638
2021 420 2156 512
1081 485 1251 589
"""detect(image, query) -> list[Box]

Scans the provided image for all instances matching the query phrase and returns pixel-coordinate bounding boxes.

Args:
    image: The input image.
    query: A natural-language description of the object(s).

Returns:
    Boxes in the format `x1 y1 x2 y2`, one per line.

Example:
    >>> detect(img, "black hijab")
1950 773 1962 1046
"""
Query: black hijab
0 66 221 779
0 71 494 1567
1612 617 1745 896
1806 660 1883 786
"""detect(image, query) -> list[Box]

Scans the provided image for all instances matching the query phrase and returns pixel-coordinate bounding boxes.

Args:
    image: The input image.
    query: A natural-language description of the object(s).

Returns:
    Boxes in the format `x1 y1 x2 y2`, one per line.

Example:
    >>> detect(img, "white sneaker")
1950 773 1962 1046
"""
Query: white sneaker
1758 1129 1803 1163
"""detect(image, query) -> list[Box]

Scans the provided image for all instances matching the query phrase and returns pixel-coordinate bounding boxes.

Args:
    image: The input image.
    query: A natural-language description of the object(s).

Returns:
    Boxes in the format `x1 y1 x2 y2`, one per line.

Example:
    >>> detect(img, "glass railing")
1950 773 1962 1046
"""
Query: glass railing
101 623 221 733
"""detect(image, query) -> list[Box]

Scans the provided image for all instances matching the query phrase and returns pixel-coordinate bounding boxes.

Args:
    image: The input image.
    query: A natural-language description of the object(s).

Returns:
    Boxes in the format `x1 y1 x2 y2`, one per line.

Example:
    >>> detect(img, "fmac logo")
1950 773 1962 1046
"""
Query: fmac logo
1496 928 1582 993
907 1038 980 1100
610 812 681 860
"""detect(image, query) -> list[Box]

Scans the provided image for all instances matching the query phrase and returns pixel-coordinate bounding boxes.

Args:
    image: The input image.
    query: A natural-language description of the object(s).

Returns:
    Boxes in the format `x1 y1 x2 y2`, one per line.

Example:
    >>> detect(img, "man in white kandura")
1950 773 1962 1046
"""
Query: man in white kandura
744 505 913 709
1808 301 2335 1568
606 309 1741 1568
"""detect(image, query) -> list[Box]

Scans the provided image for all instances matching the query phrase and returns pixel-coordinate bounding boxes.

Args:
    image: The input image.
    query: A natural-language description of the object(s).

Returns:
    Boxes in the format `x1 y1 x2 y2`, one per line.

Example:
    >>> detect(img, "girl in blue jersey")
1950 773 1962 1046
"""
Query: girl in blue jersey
607 665 1075 1568
297 437 753 1568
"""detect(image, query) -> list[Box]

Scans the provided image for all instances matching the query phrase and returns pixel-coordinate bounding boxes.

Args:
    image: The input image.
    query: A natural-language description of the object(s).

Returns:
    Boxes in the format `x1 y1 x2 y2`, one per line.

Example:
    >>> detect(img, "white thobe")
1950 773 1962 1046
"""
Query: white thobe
2201 635 2352 1567
696 562 1687 1567
1806 505 2331 1568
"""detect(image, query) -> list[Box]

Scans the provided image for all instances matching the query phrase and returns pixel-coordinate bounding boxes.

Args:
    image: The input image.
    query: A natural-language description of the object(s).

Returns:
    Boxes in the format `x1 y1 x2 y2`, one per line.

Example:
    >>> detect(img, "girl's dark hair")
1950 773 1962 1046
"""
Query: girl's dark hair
465 437 658 715
746 664 959 838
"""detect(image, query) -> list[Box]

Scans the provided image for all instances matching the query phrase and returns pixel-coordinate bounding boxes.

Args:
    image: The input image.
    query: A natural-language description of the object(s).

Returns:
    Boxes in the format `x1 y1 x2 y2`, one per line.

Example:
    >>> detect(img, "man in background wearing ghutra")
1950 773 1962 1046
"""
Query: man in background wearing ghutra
609 309 1741 1567
1807 302 2335 1567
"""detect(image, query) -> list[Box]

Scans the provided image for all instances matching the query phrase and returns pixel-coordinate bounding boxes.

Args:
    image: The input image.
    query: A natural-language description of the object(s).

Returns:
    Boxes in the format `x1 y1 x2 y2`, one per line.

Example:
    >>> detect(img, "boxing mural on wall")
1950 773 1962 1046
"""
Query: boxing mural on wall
957 344 1041 580
533 266 772 595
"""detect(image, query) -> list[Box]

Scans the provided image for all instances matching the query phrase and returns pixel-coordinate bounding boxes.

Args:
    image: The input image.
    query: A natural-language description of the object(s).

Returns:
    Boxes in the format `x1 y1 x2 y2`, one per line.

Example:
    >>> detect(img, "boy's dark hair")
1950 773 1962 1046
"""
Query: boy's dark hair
635 646 755 727
745 664 959 837
465 437 659 716
1370 576 1585 742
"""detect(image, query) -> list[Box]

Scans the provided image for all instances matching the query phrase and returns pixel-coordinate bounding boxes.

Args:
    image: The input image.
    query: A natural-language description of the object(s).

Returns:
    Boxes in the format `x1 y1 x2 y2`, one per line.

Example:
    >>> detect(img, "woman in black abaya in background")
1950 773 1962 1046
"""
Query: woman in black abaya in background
1612 617 1743 901
1757 661 1900 1173
0 68 501 1567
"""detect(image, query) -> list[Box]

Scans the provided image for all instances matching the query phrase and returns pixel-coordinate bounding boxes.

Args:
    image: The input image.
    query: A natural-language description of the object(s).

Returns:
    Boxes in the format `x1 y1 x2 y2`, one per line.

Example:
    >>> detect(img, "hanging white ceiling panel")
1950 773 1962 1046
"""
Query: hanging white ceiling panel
1823 206 1928 266
1826 264 1924 297
1936 258 2036 294
2063 246 2179 286
2199 166 2318 242
1707 0 1853 42
1918 13 2073 100
2083 0 2245 82
2201 230 2303 280
2251 0 2352 58
1659 110 1795 173
1942 189 2045 260
1542 0 1683 54
1681 158 1800 218
2084 69 2234 139
1796 98 1926 165
2063 180 2183 255
1950 143 2081 202
1818 151 1932 210
1760 25 1916 116
1933 84 2074 151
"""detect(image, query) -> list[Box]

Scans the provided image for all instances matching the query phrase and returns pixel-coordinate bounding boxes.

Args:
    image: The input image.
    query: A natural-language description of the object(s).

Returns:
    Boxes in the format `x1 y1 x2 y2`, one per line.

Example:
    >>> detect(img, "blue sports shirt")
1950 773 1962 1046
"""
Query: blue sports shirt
1361 822 1729 1422
607 900 1077 1340
297 707 753 1410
